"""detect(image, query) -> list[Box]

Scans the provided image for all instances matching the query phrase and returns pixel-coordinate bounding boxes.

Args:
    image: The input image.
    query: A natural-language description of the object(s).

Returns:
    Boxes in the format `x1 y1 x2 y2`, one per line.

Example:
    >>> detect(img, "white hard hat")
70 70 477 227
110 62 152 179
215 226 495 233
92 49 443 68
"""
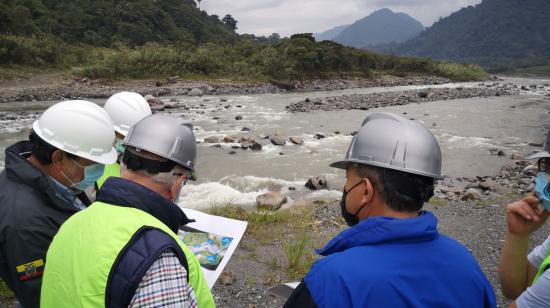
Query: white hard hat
104 92 152 136
32 100 117 165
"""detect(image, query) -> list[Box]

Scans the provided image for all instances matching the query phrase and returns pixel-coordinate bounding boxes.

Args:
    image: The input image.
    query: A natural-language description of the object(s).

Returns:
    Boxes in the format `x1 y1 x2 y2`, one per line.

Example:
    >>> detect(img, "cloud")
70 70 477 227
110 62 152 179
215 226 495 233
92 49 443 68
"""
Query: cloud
200 0 482 36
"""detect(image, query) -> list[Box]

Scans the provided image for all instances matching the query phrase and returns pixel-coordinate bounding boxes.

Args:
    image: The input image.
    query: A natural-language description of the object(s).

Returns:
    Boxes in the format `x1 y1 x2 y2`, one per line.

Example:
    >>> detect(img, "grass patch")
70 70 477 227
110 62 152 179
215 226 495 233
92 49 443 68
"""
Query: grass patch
207 205 315 241
432 62 487 81
428 197 450 207
0 279 14 299
283 233 316 279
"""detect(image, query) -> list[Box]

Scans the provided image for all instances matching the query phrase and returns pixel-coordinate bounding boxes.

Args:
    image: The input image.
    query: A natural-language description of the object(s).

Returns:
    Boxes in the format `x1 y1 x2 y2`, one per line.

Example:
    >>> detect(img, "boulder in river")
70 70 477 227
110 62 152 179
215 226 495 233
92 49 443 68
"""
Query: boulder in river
224 135 238 143
250 142 263 151
305 175 328 190
271 136 286 146
256 191 287 211
289 136 303 145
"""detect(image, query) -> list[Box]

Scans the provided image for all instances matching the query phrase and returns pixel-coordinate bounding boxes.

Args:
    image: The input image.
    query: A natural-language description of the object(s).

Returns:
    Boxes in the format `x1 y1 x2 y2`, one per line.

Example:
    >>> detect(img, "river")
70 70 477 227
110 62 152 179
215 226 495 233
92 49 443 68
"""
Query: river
1 77 549 210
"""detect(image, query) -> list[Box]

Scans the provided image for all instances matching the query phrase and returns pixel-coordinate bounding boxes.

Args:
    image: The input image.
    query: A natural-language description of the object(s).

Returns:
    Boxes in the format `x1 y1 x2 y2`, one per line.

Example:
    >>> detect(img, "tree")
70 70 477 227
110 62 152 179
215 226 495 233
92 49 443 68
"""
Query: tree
268 33 281 43
222 14 237 31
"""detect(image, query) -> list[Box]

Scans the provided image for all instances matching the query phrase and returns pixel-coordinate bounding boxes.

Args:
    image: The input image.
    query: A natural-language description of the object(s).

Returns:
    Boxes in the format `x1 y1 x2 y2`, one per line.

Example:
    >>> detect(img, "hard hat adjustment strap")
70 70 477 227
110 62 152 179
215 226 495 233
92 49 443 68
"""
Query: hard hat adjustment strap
122 151 176 174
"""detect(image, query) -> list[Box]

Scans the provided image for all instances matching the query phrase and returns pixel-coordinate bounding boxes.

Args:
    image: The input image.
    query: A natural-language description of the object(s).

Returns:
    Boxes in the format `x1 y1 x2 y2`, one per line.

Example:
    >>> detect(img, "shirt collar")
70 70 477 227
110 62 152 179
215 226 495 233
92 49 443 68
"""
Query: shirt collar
49 176 87 210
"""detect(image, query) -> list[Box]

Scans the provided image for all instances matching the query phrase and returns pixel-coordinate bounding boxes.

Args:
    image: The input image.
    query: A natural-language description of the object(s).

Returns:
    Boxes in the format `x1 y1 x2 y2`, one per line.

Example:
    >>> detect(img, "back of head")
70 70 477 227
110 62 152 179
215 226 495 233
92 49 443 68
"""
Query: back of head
31 100 117 165
331 112 442 212
104 92 152 137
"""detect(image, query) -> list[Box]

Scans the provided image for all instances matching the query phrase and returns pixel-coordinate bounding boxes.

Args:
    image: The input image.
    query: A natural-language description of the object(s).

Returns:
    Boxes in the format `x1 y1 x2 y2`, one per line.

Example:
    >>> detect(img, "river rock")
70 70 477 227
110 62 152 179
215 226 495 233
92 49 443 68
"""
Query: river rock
511 153 523 160
462 188 483 201
271 136 286 146
256 192 287 210
224 135 238 143
239 137 255 144
241 127 251 132
235 115 243 120
188 88 204 97
289 136 303 145
479 179 498 191
250 142 262 151
219 271 236 285
204 136 220 143
144 94 163 107
240 141 251 149
305 176 328 190
228 151 237 155
418 91 430 98
314 133 326 139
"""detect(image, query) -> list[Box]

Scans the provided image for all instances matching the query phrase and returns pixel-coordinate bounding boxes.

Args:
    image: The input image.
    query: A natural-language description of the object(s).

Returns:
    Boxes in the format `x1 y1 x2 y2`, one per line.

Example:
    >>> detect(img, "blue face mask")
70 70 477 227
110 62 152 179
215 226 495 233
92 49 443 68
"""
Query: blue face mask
61 160 105 191
114 139 125 156
535 172 550 211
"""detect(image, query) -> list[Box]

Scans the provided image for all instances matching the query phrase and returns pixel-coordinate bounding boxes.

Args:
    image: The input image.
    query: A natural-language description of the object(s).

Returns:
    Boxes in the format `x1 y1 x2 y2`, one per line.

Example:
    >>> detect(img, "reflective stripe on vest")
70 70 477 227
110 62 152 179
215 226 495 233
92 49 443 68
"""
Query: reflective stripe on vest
96 162 121 188
533 244 550 284
41 202 215 308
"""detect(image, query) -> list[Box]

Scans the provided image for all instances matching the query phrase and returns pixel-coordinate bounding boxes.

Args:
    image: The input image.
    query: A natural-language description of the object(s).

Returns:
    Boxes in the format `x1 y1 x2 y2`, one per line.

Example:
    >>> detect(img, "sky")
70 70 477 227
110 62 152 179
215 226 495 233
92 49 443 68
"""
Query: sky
201 0 482 37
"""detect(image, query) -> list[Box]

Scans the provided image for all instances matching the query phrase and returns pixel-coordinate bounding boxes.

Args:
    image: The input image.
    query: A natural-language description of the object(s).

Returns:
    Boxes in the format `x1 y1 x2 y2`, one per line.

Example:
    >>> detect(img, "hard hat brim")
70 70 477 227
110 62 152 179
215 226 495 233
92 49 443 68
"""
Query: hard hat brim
526 151 550 160
123 140 196 172
113 125 129 137
330 159 444 180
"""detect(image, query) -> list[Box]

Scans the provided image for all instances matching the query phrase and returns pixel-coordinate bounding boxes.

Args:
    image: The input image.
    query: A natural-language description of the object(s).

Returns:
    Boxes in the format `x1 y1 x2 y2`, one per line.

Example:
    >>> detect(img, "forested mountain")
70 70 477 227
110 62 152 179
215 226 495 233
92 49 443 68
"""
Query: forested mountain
314 25 349 41
0 0 236 46
333 9 424 48
385 0 550 70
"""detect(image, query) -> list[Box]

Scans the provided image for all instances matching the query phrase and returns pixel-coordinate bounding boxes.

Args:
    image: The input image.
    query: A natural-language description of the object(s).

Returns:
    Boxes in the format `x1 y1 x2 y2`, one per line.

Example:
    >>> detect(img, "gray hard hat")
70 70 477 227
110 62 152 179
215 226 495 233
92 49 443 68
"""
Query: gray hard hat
526 131 550 160
123 114 197 171
330 112 442 179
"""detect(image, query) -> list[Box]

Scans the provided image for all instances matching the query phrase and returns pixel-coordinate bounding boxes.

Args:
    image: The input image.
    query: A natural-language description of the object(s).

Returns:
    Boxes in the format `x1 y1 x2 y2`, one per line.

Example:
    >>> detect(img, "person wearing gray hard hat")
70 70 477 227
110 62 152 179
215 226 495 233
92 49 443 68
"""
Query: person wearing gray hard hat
285 112 496 307
499 131 550 307
40 114 214 307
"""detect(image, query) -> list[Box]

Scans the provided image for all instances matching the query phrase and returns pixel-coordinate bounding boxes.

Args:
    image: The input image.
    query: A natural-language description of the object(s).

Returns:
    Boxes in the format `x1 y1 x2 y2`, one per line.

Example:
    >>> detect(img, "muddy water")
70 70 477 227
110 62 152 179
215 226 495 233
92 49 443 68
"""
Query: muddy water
1 77 549 210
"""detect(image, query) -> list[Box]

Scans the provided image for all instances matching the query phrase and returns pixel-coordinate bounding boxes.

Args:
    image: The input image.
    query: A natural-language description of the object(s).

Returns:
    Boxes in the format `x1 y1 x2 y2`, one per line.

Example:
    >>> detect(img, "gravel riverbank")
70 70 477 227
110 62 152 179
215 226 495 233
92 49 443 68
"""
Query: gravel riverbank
0 75 452 103
287 83 525 112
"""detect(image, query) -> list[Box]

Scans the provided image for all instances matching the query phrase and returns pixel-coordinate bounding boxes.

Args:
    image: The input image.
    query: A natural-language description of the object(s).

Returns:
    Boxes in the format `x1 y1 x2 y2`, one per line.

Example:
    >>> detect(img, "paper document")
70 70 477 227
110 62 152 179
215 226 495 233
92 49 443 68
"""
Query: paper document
266 282 300 299
178 208 247 288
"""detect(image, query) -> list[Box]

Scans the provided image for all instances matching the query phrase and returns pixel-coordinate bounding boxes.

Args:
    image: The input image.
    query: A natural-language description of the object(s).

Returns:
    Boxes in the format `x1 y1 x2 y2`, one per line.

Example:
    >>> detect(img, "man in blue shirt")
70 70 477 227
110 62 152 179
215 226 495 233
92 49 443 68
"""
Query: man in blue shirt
284 112 496 307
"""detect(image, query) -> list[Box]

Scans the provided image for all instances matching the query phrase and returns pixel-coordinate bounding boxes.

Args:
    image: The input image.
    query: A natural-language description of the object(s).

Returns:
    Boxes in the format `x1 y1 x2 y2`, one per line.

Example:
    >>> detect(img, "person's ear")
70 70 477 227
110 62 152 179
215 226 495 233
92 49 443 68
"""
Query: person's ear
360 177 375 206
51 150 66 169
170 174 186 201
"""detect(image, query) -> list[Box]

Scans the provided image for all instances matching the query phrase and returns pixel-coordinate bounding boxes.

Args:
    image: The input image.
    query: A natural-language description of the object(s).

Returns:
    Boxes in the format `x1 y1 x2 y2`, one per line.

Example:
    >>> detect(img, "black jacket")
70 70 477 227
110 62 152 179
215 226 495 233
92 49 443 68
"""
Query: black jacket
0 141 88 308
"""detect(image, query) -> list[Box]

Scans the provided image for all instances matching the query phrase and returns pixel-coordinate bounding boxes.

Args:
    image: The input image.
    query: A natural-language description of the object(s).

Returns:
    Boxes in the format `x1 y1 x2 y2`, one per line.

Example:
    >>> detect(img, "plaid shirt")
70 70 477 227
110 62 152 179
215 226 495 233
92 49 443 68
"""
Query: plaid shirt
129 251 198 307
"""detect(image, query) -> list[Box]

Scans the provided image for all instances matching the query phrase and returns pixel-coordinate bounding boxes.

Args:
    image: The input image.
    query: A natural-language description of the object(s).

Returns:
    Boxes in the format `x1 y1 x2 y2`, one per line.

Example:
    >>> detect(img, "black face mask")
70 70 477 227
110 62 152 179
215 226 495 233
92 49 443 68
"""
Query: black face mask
340 180 367 226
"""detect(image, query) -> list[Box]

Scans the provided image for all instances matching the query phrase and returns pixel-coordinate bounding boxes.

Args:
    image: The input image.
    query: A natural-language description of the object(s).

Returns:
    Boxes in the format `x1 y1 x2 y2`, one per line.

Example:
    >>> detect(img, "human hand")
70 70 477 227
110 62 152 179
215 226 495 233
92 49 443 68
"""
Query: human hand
506 193 549 236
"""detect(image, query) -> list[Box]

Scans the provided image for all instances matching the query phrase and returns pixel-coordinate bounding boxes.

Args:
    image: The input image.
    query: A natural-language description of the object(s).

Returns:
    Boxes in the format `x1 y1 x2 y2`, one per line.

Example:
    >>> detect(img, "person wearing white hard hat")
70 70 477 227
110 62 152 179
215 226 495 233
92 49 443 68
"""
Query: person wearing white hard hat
96 91 152 188
41 114 214 307
499 131 550 307
0 100 117 308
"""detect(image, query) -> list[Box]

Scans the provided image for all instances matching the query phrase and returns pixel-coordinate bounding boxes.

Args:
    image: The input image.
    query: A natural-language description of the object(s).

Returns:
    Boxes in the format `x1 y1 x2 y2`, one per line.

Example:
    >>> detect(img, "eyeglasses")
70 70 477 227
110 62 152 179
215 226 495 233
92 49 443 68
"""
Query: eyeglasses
539 158 550 173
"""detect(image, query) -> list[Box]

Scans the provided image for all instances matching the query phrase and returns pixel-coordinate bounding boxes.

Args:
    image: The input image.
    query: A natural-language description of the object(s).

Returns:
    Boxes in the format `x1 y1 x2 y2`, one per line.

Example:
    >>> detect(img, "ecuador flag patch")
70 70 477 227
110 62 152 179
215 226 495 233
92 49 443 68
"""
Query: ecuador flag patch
16 259 44 281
